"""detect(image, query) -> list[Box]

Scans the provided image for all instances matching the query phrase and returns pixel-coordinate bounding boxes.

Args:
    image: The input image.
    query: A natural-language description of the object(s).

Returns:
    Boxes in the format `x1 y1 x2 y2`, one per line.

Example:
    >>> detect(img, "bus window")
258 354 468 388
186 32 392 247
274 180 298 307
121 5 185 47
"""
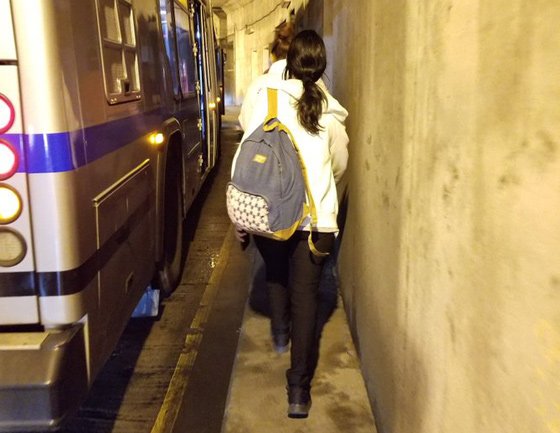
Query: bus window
193 5 207 142
159 0 180 98
96 0 141 104
118 1 135 45
200 10 213 95
119 2 140 93
174 3 196 97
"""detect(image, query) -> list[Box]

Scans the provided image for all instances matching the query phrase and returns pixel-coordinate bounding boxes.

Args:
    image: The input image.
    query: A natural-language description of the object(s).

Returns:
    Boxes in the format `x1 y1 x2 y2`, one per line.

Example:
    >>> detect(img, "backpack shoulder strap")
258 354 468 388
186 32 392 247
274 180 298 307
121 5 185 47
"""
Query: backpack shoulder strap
265 87 278 121
264 88 328 257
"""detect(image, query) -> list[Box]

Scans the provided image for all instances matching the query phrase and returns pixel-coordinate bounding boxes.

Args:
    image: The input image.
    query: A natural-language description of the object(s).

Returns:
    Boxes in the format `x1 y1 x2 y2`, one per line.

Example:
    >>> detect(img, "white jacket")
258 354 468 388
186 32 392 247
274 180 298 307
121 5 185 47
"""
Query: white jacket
234 62 349 232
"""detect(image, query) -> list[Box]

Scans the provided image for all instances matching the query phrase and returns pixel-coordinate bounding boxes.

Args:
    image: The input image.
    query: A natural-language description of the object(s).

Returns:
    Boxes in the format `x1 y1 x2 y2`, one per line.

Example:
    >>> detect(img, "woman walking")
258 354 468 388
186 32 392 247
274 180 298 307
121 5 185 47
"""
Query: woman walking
233 29 349 418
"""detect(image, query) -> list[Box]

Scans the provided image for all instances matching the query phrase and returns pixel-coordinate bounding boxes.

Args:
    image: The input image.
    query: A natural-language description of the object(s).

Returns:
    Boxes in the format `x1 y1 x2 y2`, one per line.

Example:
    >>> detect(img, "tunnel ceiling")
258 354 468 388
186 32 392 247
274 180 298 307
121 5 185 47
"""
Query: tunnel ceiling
212 0 251 14
212 0 294 18
211 0 235 14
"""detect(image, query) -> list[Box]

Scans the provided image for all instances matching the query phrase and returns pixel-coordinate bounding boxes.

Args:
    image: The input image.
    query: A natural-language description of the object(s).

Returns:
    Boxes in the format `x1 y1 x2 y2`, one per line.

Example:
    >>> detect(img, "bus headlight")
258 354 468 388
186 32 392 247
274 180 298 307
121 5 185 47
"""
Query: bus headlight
0 228 27 267
0 185 22 224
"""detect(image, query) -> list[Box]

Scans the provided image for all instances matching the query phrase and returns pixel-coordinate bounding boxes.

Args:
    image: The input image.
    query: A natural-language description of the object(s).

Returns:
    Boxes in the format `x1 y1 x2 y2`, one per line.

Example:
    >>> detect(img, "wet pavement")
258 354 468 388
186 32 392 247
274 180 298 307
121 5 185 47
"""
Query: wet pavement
56 109 247 433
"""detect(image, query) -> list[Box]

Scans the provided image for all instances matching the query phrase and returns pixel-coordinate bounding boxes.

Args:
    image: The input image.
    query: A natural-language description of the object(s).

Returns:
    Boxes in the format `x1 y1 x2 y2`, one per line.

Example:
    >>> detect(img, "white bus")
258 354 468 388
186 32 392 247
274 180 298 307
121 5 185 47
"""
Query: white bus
0 0 222 430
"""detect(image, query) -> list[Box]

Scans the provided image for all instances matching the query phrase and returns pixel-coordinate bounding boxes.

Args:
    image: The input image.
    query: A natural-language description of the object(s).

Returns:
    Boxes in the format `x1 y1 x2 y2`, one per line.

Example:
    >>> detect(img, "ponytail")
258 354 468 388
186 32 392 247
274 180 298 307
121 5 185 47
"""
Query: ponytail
297 78 326 135
286 30 327 135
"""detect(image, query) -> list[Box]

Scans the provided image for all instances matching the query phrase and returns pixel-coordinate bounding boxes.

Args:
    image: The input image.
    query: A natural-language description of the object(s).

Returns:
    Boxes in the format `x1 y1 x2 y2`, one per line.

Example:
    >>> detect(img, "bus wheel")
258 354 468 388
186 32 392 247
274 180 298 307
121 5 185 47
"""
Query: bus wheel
155 151 185 297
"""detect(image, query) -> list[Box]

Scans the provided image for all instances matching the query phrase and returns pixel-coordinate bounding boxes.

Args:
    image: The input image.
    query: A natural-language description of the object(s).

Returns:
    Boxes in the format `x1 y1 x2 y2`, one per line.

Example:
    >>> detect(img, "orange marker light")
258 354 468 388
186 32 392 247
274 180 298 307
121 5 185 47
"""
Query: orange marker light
149 132 165 146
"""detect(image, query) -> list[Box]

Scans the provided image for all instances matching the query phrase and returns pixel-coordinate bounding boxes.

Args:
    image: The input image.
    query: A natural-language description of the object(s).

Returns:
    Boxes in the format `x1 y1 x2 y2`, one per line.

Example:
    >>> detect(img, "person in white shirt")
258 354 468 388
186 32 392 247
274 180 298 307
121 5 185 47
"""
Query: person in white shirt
238 21 296 318
233 29 349 419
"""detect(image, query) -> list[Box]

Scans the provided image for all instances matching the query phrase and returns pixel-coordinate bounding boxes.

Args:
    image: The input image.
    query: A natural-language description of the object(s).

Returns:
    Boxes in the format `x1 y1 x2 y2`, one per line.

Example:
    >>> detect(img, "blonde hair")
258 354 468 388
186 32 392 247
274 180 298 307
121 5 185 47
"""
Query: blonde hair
270 21 295 61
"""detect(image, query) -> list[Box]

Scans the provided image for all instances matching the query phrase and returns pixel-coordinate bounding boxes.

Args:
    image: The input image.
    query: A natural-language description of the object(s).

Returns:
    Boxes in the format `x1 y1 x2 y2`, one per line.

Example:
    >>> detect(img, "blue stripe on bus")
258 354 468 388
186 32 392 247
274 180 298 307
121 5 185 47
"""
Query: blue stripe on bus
26 132 80 173
1 110 169 173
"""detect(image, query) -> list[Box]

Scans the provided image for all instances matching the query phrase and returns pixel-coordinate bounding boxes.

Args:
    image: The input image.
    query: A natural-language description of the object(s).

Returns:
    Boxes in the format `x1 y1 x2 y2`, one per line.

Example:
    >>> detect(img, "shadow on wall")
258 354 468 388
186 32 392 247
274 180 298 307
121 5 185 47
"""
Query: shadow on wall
293 0 324 34
339 165 428 433
297 1 430 432
223 39 236 106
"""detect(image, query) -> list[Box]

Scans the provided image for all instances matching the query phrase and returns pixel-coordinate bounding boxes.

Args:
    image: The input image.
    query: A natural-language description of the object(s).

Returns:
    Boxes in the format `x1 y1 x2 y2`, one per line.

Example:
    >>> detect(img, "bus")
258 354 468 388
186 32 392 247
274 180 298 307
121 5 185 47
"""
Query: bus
0 0 222 430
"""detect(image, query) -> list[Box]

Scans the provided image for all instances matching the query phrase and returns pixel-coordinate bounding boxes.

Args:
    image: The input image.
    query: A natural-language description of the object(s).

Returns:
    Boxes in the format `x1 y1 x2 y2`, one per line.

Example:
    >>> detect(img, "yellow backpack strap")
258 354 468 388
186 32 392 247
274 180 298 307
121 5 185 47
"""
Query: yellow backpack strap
295 142 329 257
265 88 278 123
264 88 328 257
263 88 281 132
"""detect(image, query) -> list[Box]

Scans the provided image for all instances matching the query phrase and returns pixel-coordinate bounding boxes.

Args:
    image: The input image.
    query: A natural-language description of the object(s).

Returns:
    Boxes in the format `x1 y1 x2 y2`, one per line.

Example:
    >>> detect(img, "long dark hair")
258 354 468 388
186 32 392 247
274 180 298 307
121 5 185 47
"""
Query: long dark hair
286 30 327 135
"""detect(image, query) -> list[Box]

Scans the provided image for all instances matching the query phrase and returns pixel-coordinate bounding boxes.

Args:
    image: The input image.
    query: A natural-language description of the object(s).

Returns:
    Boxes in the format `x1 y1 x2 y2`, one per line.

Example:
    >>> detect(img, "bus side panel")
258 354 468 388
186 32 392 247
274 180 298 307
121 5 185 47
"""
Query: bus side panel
0 0 222 428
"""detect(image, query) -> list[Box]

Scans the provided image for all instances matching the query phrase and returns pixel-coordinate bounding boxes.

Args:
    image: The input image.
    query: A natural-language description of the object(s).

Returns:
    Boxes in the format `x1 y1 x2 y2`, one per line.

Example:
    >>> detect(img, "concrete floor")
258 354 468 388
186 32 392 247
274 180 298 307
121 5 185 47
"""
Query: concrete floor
219 107 377 433
221 297 377 433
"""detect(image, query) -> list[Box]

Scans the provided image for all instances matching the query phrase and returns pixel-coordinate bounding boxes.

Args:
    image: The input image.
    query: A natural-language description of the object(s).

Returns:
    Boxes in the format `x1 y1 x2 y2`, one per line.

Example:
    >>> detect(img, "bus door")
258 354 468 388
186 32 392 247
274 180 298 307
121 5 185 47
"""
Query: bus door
193 1 218 172
159 0 203 208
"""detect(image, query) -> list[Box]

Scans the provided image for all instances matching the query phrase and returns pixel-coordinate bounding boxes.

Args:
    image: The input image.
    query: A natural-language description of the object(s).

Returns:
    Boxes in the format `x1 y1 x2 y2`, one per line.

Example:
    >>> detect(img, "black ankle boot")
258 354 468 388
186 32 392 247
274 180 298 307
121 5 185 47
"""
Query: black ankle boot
272 332 290 353
287 386 311 418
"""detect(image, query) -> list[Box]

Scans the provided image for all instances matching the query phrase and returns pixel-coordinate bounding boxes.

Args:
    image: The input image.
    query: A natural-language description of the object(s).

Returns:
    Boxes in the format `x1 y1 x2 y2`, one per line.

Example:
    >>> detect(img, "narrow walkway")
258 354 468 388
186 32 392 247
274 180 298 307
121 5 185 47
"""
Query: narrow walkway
218 107 377 433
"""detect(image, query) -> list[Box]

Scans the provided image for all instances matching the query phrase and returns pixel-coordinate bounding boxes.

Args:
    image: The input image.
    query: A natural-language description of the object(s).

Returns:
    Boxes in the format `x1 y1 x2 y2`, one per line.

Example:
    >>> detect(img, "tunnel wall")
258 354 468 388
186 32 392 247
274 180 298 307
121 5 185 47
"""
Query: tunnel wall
224 0 323 105
326 1 560 432
223 0 560 431
226 2 295 104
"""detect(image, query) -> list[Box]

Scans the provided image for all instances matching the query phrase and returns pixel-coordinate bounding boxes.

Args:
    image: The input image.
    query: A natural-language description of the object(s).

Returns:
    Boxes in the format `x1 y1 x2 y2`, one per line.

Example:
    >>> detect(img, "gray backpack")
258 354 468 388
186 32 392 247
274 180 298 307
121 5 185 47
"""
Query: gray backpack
226 88 325 255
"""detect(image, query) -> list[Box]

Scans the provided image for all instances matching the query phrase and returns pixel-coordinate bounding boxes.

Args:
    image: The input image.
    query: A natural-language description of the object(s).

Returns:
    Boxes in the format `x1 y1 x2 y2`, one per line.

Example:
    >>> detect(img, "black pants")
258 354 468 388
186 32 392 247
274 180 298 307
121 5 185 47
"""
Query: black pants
254 231 334 390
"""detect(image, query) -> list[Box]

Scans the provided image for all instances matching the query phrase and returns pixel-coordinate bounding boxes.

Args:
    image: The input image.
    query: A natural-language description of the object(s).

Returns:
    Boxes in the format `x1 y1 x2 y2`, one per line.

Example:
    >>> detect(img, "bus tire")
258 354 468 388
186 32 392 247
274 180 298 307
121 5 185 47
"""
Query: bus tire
155 145 185 297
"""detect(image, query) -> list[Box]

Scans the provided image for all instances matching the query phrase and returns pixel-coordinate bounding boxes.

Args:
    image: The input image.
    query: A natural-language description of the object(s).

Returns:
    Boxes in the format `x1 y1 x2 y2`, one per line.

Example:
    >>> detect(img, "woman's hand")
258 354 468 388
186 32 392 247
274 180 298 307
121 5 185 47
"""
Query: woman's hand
234 226 248 243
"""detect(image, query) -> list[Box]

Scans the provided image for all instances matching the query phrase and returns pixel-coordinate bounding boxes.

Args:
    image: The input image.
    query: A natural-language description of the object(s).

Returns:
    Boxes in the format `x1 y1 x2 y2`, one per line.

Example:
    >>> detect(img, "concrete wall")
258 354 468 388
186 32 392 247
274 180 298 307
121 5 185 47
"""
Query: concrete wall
226 2 293 103
223 0 560 432
327 1 560 432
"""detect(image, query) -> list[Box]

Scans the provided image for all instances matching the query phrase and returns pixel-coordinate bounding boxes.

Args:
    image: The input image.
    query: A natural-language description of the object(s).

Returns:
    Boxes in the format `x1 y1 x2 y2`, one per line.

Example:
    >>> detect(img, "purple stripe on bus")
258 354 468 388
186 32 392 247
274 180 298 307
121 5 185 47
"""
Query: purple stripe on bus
0 109 175 173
